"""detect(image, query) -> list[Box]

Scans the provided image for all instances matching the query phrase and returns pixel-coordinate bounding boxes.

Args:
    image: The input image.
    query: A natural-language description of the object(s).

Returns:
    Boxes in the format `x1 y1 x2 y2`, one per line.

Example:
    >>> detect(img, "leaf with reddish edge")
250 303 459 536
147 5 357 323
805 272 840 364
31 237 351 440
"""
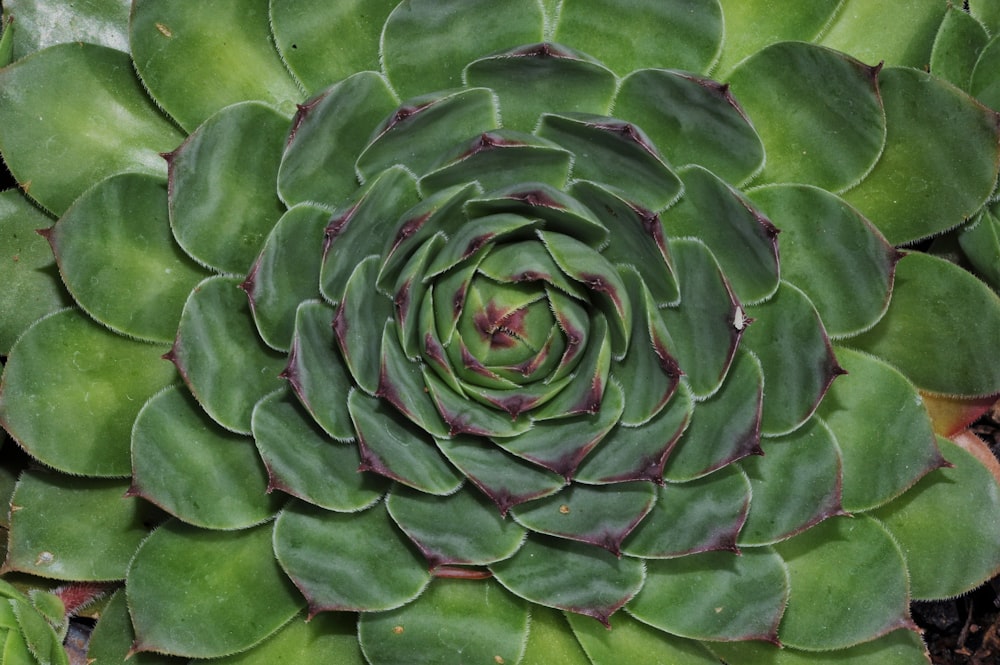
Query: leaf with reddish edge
628 548 787 644
432 248 488 351
426 213 539 279
510 482 656 555
663 350 764 482
531 314 610 421
494 380 625 479
538 229 631 356
377 321 452 440
623 465 750 559
273 502 429 615
659 238 743 399
394 233 447 359
536 113 682 213
575 381 693 485
465 182 609 249
387 484 526 569
921 392 1000 438
320 166 420 305
569 610 720 665
569 180 679 305
348 390 462 496
436 435 565 515
491 536 645 626
478 241 589 301
421 367 532 438
332 257 393 396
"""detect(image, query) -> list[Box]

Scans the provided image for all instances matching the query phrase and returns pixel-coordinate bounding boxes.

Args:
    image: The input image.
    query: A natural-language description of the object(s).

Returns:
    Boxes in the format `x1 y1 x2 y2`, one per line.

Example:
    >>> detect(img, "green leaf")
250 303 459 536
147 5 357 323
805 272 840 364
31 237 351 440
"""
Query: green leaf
741 282 843 436
553 0 723 75
1 0 130 60
83 590 186 665
842 66 1000 245
774 516 911 650
128 521 304 658
818 347 944 512
819 0 947 69
536 113 682 213
969 0 1000 34
713 1 842 78
0 190 72 355
709 626 931 665
465 45 617 133
491 536 645 625
930 4 990 90
971 33 1000 110
748 184 897 338
211 612 366 665
629 547 787 643
0 308 174 476
387 484 526 568
739 417 844 546
283 301 355 441
623 464 750 558
511 482 656 555
661 166 779 305
358 578 529 665
130 0 303 131
167 101 289 274
278 72 401 208
274 501 430 613
253 388 385 512
959 206 1000 290
847 252 1000 396
613 68 764 185
663 350 763 481
6 471 153 580
130 385 281 529
47 173 207 343
727 41 884 192
244 204 329 351
519 606 591 664
0 42 183 215
381 0 544 100
168 276 287 434
348 391 462 495
875 435 1000 600
269 0 399 93
568 610 719 665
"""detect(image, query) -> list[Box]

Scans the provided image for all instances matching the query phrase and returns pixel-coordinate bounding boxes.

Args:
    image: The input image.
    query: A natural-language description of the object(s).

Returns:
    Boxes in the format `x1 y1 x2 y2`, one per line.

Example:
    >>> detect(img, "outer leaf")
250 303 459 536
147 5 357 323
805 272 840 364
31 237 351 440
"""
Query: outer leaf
930 4 990 91
847 252 1000 396
0 42 183 215
491 536 645 625
0 190 72 355
568 610 719 665
358 579 529 665
273 501 430 614
875 434 1000 600
84 590 185 665
130 0 303 131
727 41 884 192
0 308 175 476
130 385 281 529
167 276 287 434
959 206 1000 290
6 472 153 580
842 66 1000 245
2 0 130 60
128 521 304 658
553 0 723 75
210 612 366 665
710 627 931 665
380 0 544 100
971 33 1000 110
774 516 912 650
819 0 947 69
45 173 207 343
166 101 289 274
518 606 591 664
628 548 788 644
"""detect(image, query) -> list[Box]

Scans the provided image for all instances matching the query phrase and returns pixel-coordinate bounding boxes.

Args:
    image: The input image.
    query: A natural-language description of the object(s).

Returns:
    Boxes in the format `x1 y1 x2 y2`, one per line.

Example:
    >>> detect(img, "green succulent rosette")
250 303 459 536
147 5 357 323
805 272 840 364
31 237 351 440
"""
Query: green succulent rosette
2 1 1000 663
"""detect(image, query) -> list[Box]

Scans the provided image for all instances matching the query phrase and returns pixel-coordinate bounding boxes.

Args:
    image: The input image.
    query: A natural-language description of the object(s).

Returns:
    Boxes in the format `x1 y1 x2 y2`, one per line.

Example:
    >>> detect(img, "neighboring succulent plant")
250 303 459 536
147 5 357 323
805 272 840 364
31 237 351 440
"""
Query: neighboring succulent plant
1 1 1000 663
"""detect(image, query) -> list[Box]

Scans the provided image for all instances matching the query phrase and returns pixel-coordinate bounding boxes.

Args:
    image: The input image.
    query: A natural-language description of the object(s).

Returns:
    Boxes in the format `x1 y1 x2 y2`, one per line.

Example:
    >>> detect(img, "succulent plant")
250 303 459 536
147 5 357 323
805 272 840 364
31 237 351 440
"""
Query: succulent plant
2 1 1000 663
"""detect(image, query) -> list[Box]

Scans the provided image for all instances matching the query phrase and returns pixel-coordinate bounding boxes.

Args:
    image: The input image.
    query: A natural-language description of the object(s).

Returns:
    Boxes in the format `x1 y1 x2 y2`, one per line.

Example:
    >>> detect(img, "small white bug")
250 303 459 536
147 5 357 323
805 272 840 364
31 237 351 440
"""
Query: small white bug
733 306 752 331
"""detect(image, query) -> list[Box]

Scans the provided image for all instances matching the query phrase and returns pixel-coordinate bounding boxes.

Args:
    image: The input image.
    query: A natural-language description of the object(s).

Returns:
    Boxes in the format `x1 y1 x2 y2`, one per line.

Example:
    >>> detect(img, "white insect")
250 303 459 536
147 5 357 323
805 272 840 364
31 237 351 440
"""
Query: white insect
733 306 752 331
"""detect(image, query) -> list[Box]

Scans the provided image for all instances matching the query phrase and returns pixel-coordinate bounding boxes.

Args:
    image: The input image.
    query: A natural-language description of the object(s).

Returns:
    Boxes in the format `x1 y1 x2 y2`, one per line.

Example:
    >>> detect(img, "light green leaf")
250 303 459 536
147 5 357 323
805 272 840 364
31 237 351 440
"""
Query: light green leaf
83 589 186 665
0 308 174 476
169 276 287 434
274 501 430 613
167 101 289 275
1 0 129 60
128 520 304 658
211 612 366 665
130 0 303 131
131 385 281 529
358 578 529 665
959 206 1000 291
569 610 719 665
847 252 1000 396
6 471 153 580
819 0 947 69
519 606 590 664
709 626 931 665
930 4 990 90
0 42 183 215
47 173 207 343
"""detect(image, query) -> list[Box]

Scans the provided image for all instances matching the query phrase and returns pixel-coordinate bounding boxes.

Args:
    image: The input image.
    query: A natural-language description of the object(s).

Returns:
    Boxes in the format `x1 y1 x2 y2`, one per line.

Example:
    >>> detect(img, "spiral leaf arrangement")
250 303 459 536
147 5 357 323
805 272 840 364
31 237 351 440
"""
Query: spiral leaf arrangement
1 1 1000 663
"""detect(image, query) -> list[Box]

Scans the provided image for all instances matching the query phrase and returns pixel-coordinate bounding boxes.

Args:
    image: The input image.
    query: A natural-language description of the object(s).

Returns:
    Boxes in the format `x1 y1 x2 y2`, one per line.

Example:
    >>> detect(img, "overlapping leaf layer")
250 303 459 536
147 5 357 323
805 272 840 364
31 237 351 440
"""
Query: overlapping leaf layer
1 1 1000 663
